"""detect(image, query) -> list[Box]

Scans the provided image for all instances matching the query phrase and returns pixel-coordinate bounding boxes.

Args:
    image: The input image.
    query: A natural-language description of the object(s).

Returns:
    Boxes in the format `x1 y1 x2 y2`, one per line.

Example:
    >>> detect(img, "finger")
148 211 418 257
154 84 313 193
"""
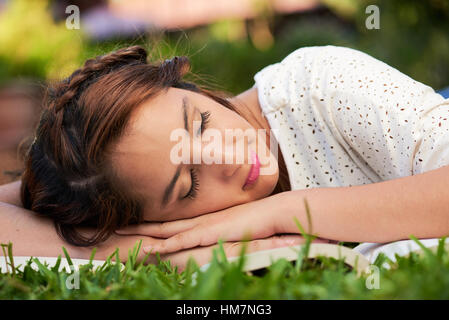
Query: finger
144 219 265 255
224 234 309 257
161 235 309 272
143 229 201 254
160 245 216 272
143 224 229 254
115 219 198 238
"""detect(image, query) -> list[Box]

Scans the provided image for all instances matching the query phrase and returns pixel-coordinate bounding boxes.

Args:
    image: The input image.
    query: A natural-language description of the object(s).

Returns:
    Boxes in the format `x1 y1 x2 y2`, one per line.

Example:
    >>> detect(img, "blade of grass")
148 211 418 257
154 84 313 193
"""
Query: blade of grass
409 234 440 269
303 198 313 235
410 235 436 258
89 247 97 264
293 216 310 273
114 248 121 282
216 239 228 265
6 243 15 276
436 236 447 260
1 243 10 274
1 243 16 276
61 246 74 269
32 257 54 279
50 255 62 273
293 199 317 273
236 240 249 272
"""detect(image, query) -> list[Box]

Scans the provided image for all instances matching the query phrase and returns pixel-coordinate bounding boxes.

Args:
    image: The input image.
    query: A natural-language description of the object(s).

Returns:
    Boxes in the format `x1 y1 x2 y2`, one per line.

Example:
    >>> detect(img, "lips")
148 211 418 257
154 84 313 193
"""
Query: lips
243 150 260 188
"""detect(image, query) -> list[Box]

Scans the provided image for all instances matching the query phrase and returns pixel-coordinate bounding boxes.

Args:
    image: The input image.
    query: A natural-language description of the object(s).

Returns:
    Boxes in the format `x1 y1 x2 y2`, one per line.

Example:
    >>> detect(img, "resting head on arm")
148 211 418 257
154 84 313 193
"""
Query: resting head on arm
20 45 289 249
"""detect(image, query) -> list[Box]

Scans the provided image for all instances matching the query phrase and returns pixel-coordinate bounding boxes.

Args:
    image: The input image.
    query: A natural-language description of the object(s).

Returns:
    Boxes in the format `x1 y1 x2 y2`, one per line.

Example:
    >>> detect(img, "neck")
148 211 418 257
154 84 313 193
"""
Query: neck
228 87 270 134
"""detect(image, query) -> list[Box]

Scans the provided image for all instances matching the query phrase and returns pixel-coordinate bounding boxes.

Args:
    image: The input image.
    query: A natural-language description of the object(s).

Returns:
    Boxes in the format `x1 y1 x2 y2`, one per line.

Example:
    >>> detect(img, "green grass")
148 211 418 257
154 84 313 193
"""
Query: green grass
2 235 449 299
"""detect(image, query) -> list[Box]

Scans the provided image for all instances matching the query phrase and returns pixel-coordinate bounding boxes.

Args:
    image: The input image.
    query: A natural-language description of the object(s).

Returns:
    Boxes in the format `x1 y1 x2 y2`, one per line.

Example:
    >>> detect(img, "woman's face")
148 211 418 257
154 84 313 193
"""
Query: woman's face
112 87 279 221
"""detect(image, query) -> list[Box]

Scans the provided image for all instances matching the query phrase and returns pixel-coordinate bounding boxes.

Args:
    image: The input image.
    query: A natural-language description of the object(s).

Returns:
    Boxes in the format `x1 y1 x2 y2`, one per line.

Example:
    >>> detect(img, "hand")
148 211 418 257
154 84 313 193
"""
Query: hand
91 232 166 264
145 234 326 272
116 197 283 255
94 232 319 272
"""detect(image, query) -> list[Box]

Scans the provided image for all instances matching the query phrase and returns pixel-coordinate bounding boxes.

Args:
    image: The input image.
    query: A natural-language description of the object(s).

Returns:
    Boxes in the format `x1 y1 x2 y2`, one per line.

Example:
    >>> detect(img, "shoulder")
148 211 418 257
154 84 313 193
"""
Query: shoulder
251 45 386 114
254 45 368 80
275 45 365 62
274 45 383 71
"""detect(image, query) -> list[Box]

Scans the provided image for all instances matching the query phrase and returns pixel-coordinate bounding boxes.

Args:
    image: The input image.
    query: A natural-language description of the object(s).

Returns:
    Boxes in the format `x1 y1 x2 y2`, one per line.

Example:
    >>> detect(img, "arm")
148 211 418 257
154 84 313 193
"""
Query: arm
276 164 449 242
0 181 91 257
132 164 449 254
0 181 146 260
0 182 308 269
0 198 311 272
0 201 91 258
0 181 22 207
272 46 449 241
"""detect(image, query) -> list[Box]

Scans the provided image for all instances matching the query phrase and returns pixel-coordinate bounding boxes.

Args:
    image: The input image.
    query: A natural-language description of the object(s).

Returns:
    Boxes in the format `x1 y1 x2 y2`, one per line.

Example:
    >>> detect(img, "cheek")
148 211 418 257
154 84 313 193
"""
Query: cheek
194 178 248 212
261 169 280 195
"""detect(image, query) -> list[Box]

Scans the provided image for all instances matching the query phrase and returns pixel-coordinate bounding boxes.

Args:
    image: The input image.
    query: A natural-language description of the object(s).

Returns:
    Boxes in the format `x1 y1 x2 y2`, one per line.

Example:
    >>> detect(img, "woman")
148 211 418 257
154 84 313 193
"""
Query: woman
1 45 449 270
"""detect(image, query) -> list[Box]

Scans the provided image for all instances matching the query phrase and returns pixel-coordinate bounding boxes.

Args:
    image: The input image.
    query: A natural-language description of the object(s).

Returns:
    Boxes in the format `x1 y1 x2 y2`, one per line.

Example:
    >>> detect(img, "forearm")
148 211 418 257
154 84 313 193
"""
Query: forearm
0 201 91 259
274 165 449 243
0 181 22 207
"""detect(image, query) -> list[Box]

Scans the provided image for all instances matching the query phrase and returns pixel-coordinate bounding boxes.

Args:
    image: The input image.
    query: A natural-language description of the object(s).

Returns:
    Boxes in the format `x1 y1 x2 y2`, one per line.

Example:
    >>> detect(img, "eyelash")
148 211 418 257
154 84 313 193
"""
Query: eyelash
199 110 211 135
185 167 200 200
186 110 211 200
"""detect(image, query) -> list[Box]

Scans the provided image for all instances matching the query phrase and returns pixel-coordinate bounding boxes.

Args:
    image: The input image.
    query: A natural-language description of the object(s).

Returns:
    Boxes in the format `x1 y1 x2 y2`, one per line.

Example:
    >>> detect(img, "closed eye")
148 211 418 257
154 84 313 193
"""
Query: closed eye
197 110 211 136
186 110 211 200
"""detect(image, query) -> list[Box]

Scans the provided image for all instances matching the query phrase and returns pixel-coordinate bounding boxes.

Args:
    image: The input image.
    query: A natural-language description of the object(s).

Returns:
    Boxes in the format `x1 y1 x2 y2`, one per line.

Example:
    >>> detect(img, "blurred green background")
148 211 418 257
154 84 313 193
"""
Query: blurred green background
1 0 448 93
0 0 448 184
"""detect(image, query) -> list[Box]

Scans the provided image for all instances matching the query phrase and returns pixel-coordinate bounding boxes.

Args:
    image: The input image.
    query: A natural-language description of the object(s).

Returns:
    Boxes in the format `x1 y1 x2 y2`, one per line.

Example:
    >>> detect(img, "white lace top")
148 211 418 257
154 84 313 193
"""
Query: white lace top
253 45 449 190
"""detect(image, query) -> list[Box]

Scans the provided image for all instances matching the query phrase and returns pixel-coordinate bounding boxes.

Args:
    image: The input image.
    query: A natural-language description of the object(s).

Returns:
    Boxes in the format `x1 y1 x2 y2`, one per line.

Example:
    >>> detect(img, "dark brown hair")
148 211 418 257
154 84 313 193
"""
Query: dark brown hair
20 45 290 247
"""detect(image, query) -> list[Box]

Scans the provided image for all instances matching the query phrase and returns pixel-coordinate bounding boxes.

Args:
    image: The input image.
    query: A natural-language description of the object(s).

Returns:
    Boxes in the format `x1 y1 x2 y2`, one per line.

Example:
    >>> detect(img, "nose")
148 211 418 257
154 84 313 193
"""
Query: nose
199 128 254 180
200 142 244 179
222 164 240 177
220 139 249 179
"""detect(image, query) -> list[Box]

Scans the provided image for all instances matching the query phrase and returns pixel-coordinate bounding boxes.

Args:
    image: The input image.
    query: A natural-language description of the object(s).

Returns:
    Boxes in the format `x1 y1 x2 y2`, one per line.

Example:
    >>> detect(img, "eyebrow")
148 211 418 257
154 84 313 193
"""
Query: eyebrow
161 96 190 209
